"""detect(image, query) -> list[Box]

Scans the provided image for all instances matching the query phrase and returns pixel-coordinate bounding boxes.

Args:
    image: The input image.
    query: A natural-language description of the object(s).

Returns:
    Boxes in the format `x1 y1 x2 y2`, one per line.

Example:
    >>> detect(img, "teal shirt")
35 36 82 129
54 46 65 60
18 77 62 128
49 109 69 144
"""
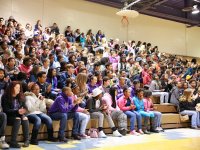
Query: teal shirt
133 96 154 117
133 96 145 111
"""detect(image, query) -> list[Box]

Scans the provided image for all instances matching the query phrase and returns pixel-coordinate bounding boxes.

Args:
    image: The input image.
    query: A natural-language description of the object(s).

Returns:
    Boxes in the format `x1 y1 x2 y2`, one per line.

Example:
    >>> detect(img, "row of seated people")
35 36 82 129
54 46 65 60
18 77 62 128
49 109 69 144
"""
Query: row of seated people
0 79 164 149
0 74 200 149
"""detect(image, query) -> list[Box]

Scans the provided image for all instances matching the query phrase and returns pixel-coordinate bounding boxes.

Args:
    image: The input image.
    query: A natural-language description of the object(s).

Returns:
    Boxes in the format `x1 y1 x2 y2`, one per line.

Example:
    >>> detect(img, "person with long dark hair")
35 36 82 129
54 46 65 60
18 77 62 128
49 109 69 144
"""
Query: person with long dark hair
1 81 29 148
46 68 60 93
102 86 127 135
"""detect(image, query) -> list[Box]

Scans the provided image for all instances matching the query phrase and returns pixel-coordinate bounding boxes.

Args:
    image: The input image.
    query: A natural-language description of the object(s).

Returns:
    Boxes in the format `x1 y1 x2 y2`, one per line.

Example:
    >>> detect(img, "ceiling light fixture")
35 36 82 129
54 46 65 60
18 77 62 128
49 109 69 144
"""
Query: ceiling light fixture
116 0 141 18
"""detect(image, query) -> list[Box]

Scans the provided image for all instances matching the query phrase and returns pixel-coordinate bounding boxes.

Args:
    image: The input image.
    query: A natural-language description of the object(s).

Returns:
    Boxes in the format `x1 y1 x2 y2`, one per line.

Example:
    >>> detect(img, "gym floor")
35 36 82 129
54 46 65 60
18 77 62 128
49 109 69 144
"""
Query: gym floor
18 128 200 150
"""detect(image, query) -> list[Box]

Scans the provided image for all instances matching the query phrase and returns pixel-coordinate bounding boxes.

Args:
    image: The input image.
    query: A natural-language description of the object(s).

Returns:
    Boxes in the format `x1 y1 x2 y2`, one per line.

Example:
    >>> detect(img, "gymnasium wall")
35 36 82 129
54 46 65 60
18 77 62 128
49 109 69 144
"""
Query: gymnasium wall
0 0 200 57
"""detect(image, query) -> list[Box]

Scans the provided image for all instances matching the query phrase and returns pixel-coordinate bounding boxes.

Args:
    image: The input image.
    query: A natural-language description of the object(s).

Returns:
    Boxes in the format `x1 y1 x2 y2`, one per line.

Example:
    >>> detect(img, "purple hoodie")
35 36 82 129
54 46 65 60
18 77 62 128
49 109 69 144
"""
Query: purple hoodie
48 92 78 113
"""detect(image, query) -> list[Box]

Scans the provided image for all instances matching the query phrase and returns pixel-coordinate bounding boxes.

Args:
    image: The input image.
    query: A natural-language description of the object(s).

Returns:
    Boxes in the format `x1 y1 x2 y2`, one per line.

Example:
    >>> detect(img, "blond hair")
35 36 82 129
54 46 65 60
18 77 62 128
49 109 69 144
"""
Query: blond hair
76 73 88 90
179 88 193 102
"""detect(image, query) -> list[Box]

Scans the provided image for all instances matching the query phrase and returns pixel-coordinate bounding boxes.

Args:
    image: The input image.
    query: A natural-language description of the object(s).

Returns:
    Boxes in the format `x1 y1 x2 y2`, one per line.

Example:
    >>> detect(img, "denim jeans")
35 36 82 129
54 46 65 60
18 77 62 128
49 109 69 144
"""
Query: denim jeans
124 111 142 131
152 111 162 129
0 112 7 136
78 112 90 135
49 112 79 138
180 110 200 127
27 113 53 130
49 112 67 138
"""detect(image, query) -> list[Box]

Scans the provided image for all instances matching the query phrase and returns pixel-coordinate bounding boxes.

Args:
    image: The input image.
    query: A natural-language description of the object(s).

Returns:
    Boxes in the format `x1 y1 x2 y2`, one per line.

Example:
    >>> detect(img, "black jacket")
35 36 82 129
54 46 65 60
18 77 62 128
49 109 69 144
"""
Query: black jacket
1 94 26 118
86 97 103 113
179 100 196 112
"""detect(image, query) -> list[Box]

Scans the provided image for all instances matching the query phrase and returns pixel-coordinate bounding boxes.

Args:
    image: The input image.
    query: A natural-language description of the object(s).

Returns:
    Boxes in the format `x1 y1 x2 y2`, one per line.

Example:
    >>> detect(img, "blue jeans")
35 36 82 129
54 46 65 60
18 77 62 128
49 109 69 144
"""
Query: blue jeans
27 113 53 131
124 111 142 131
151 111 162 129
180 110 200 127
78 112 90 135
49 112 79 138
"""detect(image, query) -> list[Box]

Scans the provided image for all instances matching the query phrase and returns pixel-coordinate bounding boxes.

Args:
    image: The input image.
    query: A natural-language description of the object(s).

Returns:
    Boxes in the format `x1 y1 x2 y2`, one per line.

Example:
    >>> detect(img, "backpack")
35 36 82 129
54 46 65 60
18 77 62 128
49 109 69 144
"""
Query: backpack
88 128 98 138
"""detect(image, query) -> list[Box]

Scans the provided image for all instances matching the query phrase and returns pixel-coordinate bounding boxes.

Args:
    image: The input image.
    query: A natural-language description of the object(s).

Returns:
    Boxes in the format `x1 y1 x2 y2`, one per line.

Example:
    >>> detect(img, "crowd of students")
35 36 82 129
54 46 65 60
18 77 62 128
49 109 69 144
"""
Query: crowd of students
0 16 200 149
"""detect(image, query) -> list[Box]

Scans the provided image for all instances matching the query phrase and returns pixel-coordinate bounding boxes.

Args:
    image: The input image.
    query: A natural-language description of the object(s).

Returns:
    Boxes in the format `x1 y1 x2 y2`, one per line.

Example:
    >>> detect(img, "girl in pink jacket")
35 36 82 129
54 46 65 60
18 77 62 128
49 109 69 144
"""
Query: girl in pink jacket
102 86 127 135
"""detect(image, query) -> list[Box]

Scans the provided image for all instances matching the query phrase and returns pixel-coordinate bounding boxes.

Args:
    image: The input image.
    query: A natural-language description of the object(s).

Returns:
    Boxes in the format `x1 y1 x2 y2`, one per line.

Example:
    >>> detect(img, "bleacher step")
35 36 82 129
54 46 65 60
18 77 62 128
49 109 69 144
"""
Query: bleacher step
154 104 177 113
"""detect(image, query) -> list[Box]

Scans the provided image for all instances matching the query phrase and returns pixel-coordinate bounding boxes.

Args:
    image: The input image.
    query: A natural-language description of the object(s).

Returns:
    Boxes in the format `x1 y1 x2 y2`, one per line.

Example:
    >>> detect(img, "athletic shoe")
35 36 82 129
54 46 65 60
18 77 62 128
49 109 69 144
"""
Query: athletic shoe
113 130 122 137
98 131 107 138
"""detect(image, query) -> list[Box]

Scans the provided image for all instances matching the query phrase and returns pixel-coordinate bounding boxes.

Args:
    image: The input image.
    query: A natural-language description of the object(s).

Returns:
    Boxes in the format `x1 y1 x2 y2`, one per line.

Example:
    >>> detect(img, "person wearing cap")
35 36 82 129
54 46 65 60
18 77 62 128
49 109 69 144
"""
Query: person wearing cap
71 82 90 139
49 87 81 142
86 87 122 138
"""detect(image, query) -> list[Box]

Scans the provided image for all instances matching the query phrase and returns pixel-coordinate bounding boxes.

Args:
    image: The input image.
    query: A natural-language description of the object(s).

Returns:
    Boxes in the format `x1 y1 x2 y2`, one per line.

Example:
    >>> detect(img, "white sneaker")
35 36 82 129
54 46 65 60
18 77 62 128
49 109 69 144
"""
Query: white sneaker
113 130 122 137
98 131 107 138
0 136 9 149
157 127 164 132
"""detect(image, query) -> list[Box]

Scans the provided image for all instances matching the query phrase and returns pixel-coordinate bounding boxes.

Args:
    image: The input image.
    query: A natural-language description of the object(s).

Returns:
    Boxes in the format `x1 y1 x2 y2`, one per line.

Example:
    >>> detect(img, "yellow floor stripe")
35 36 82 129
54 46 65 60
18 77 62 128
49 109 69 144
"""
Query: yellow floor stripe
89 137 200 150
56 144 76 148
21 145 44 150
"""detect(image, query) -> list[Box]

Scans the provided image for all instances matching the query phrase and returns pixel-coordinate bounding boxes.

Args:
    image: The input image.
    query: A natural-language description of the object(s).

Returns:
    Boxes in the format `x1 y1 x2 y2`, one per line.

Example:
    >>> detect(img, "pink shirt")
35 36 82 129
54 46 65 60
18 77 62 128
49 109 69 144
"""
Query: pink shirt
143 98 154 111
18 64 33 77
117 96 134 111
71 95 84 112
142 70 152 85
102 93 120 111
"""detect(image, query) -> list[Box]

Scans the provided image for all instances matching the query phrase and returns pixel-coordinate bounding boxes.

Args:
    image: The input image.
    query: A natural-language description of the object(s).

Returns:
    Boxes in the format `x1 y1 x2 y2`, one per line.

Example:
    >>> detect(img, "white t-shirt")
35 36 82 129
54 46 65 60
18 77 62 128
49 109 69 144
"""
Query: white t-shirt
95 99 101 109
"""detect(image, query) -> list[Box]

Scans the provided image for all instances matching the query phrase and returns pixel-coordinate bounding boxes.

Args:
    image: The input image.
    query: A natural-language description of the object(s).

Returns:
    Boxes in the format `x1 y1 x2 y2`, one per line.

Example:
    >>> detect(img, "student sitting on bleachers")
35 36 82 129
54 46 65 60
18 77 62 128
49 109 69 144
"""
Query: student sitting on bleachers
118 87 143 135
170 81 183 106
102 86 128 136
143 90 163 132
36 71 55 107
179 89 200 129
149 74 169 103
0 89 9 149
2 81 29 148
25 83 56 145
71 83 90 139
49 87 81 142
133 88 153 134
87 88 122 138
